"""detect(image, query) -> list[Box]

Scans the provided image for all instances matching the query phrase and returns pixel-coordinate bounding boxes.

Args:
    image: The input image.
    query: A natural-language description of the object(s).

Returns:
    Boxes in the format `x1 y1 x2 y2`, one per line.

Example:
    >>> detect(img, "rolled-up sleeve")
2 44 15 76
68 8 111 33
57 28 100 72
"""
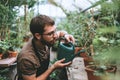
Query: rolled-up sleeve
18 58 39 75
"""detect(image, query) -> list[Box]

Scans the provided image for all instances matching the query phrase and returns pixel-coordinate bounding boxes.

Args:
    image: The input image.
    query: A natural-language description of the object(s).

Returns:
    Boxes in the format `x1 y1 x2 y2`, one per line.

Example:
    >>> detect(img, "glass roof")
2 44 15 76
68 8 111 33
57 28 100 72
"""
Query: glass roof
18 0 101 18
35 0 100 17
54 0 99 11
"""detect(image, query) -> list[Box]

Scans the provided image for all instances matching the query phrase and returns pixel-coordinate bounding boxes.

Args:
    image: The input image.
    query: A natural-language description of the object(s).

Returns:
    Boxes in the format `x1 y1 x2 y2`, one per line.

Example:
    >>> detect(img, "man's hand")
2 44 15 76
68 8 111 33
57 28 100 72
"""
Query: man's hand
57 31 75 43
64 34 75 43
52 58 72 69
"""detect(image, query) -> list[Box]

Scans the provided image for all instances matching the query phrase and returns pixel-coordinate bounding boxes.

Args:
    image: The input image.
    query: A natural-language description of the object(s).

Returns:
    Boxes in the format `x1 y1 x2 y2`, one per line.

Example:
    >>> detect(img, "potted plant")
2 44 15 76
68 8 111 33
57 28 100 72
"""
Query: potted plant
0 40 10 59
85 46 119 80
0 48 3 59
84 1 120 79
85 25 120 79
0 39 18 59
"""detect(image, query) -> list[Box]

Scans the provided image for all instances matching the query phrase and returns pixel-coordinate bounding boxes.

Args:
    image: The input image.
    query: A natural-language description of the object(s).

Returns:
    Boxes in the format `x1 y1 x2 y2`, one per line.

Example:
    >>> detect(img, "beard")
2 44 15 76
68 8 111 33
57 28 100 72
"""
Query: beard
40 36 56 47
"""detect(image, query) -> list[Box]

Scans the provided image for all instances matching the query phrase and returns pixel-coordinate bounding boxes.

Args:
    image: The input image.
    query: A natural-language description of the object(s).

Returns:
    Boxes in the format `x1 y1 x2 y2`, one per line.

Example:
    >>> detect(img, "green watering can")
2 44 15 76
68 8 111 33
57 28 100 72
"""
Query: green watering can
57 42 85 63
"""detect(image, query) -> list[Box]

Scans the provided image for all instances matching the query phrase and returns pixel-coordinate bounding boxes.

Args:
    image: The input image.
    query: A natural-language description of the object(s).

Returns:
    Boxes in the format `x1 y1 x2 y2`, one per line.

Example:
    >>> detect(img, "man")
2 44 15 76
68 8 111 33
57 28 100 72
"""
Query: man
17 15 75 80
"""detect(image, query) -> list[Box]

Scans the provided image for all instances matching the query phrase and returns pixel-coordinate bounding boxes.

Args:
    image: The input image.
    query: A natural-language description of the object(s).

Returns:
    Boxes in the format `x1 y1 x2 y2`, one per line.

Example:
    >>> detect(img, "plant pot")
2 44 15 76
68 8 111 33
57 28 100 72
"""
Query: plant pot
85 65 101 80
0 53 3 59
8 51 18 57
105 65 117 73
85 65 117 73
85 65 117 80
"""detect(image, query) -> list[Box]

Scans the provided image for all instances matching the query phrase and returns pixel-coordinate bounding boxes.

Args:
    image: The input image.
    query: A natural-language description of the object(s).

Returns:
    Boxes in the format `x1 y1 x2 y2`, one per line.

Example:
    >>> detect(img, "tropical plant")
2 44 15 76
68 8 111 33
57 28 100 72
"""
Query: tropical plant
0 40 10 54
57 11 97 54
86 0 120 79
0 0 36 39
0 75 10 80
0 0 36 49
92 0 120 62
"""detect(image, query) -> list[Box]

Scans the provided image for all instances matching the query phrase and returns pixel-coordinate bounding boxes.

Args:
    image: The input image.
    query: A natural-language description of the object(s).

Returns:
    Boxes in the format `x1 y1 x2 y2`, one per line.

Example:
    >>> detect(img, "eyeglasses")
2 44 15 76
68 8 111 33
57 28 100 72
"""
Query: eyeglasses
42 30 56 37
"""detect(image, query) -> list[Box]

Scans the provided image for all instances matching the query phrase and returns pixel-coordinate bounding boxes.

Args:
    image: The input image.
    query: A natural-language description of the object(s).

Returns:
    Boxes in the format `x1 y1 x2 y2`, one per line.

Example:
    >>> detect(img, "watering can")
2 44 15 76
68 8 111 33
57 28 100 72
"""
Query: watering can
57 42 85 63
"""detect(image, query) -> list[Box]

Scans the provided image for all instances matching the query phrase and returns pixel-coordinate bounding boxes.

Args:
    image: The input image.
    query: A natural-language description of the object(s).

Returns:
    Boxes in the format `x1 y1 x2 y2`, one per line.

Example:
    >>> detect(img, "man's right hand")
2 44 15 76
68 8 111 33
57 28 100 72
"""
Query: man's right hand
52 58 72 69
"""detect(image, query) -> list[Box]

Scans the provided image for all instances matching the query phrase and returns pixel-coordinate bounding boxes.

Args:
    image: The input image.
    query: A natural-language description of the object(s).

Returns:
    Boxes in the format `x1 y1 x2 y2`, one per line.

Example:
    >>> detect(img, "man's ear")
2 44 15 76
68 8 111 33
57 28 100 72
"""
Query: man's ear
34 33 41 39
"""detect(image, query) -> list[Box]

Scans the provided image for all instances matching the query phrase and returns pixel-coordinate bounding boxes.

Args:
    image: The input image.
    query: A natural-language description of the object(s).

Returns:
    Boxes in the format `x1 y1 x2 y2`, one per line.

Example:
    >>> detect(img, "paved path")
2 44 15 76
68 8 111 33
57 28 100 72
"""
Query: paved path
67 57 88 80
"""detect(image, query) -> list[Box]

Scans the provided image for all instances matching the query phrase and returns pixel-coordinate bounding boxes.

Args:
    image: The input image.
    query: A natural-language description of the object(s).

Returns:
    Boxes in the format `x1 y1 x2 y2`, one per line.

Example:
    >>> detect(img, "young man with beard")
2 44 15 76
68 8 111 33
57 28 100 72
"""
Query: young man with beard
17 15 75 80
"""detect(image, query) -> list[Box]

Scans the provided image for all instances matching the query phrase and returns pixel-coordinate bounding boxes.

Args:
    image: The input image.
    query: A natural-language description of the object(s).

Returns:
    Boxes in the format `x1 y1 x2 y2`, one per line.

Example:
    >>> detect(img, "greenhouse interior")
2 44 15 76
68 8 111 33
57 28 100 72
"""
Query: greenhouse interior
0 0 120 80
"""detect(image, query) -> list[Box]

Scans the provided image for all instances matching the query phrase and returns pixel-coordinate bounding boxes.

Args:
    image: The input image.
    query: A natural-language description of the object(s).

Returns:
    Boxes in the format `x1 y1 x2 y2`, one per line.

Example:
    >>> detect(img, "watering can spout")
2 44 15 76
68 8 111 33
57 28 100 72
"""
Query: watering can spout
75 49 85 56
57 42 85 63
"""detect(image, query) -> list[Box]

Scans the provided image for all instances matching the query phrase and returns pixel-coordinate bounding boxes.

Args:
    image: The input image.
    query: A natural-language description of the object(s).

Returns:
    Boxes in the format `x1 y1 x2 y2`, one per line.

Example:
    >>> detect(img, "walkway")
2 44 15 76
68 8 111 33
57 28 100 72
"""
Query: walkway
67 57 88 80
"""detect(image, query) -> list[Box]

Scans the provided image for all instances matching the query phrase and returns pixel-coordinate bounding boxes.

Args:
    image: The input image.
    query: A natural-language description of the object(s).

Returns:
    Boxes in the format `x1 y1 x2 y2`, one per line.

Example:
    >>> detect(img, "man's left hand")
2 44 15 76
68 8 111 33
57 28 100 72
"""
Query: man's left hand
64 34 75 43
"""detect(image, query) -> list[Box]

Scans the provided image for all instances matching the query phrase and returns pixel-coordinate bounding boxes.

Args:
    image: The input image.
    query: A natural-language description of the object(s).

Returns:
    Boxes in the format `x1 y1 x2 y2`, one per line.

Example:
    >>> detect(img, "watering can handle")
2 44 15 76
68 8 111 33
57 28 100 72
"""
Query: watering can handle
58 37 66 45
58 37 73 46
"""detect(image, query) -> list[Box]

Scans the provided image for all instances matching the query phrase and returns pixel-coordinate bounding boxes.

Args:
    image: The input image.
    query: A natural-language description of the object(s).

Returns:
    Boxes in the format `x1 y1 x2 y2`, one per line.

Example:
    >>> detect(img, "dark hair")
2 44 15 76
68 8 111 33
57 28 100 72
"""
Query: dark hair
30 15 55 35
